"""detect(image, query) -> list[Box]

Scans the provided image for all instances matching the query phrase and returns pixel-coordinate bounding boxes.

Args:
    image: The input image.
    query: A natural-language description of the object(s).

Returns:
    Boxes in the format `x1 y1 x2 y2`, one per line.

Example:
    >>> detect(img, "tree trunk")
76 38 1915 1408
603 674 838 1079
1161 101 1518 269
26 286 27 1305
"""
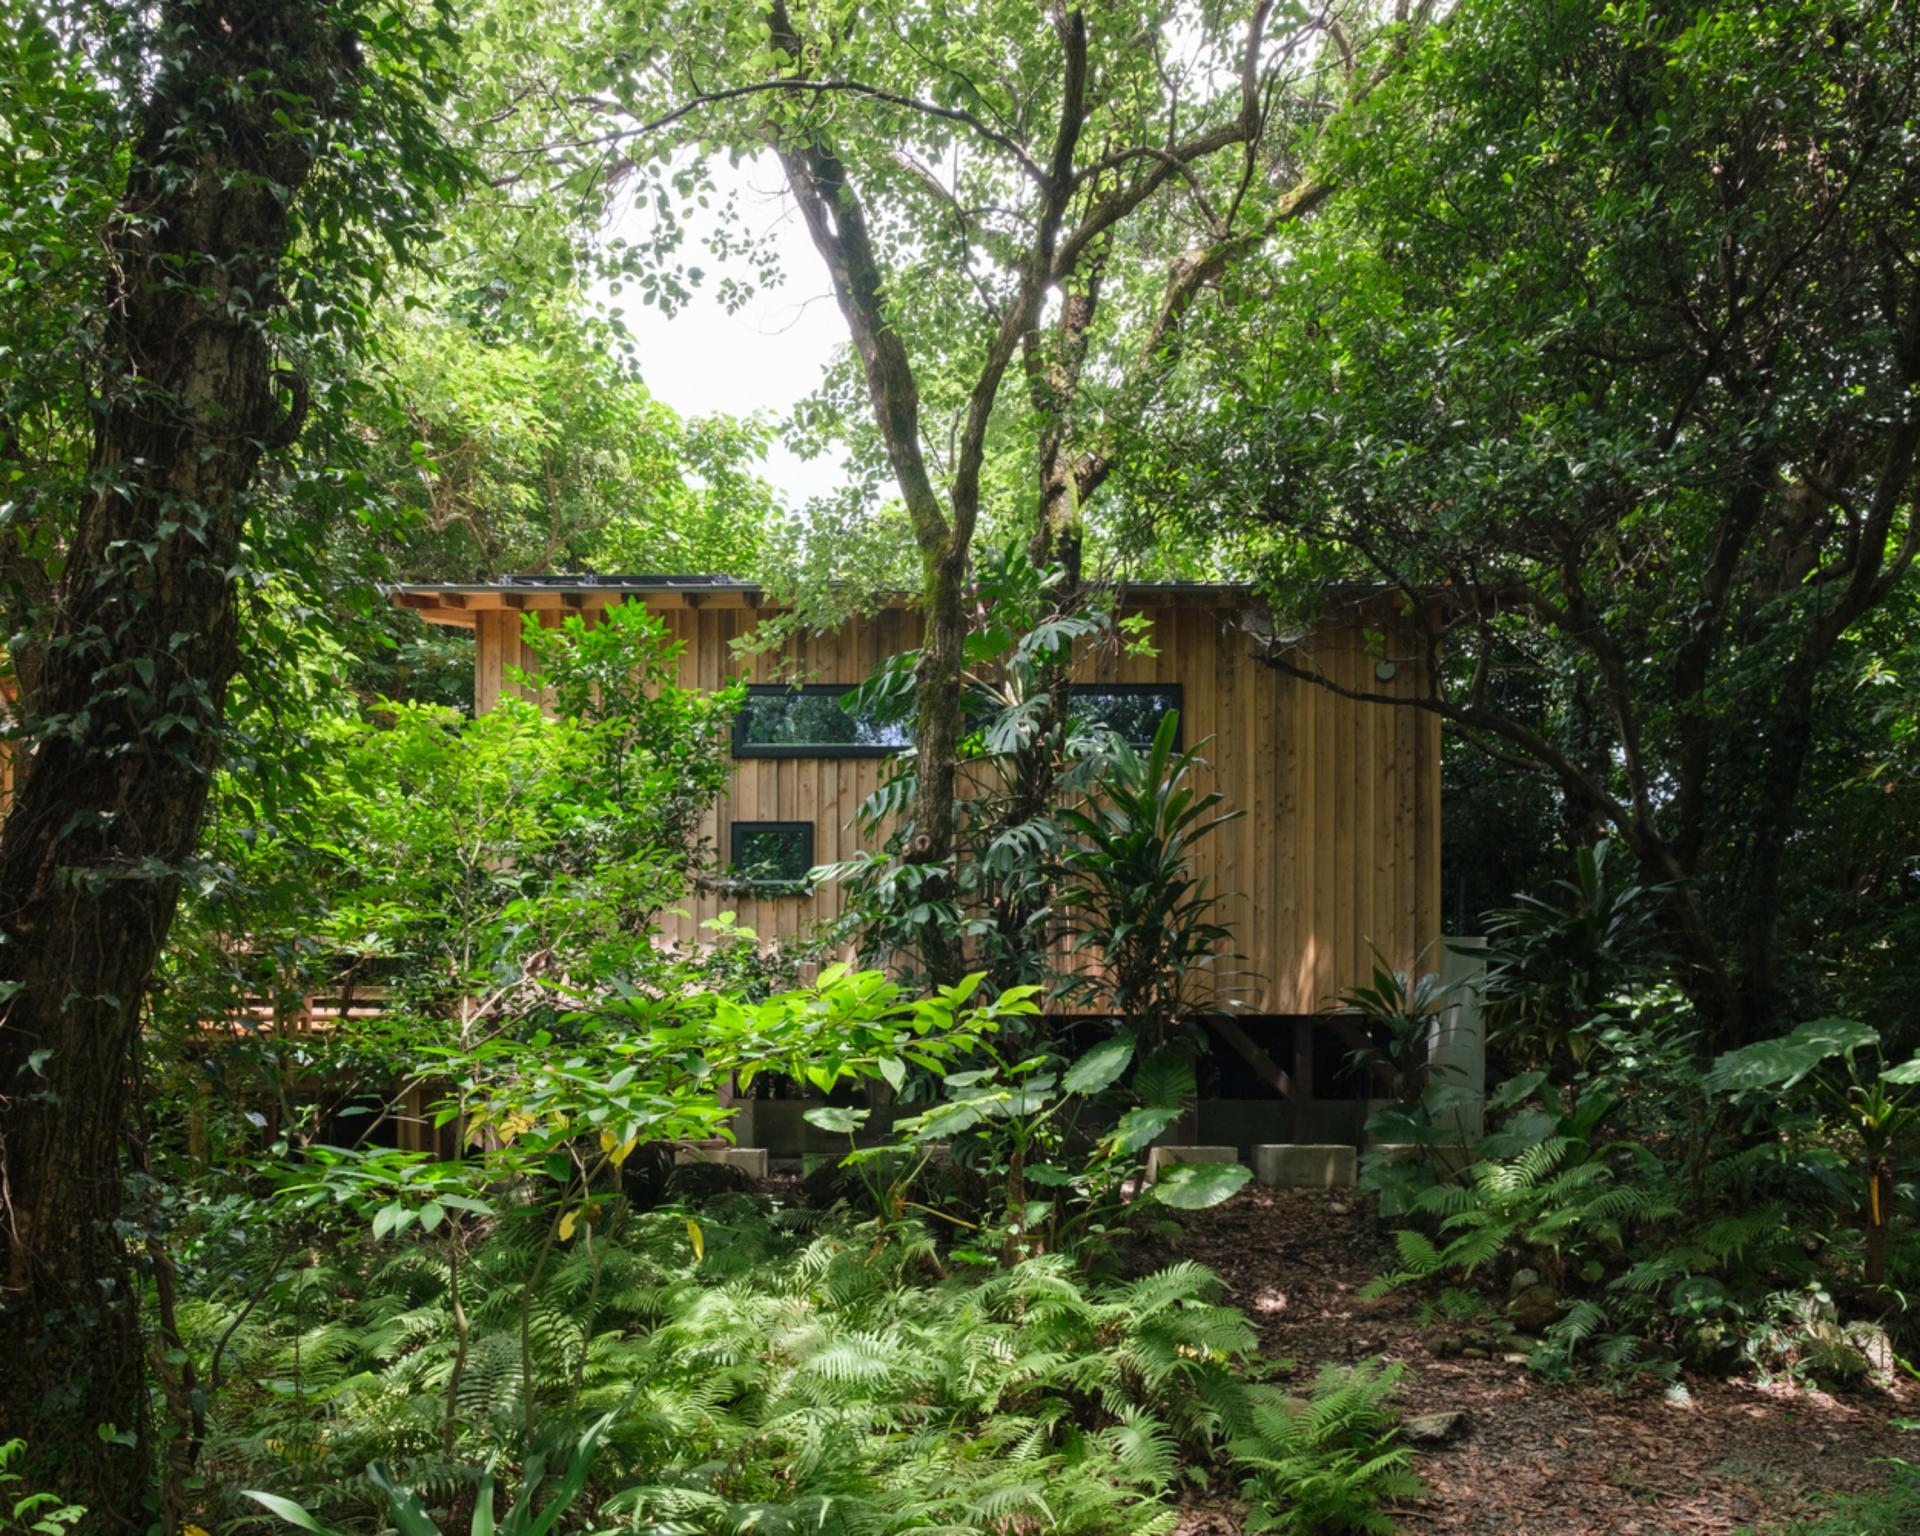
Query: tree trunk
914 547 969 985
1028 272 1100 593
1865 1157 1892 1293
0 6 352 1519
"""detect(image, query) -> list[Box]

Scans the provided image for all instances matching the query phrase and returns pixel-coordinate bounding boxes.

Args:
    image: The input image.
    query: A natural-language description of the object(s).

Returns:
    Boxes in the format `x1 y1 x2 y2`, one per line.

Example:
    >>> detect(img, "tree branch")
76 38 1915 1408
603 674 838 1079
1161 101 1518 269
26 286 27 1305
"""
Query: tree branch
499 77 1050 189
1255 637 1638 835
949 5 1089 566
764 1 949 561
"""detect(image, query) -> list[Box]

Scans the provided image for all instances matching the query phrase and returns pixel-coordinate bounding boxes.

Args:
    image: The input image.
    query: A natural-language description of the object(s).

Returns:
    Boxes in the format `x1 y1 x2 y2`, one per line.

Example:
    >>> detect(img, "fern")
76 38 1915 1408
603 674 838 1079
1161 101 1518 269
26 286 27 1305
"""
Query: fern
1233 1362 1424 1536
207 1199 1374 1536
1391 1230 1442 1275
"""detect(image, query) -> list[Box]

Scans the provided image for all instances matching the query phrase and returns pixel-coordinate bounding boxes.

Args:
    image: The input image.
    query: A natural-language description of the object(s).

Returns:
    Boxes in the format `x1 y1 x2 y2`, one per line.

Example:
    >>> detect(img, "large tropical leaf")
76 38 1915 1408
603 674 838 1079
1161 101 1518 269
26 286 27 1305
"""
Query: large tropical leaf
1063 1035 1134 1096
804 1106 872 1134
245 1494 347 1536
1703 1018 1879 1096
1150 1161 1252 1209
1133 1048 1197 1111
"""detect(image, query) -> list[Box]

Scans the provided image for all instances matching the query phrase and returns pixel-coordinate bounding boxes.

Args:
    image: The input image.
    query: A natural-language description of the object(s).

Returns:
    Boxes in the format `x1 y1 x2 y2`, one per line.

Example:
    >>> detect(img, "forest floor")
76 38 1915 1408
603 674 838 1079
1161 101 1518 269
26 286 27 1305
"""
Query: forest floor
1149 1187 1915 1536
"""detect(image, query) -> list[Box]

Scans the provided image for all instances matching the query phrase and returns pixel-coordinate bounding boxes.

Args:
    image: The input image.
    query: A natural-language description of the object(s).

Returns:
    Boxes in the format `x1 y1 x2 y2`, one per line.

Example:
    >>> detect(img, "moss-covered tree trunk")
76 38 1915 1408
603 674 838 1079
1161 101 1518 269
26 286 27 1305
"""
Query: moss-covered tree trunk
912 547 970 982
766 0 1086 986
0 6 352 1520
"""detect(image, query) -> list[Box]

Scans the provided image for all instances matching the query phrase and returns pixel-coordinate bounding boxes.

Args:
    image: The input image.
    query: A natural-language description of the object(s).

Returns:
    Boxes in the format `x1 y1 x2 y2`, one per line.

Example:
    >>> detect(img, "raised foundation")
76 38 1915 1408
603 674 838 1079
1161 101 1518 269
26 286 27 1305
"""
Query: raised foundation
1145 1145 1239 1182
674 1145 769 1179
1253 1143 1357 1188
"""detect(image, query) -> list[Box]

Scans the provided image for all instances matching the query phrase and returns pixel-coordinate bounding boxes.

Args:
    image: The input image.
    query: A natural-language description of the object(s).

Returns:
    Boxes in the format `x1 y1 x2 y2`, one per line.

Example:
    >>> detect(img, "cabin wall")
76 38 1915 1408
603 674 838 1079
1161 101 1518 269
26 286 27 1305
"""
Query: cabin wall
468 595 1441 1014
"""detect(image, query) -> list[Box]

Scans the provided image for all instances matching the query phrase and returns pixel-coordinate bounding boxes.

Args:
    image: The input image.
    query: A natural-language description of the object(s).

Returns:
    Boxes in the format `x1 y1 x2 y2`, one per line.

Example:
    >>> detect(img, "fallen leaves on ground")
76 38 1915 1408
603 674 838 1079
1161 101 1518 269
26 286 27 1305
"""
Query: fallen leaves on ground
1153 1186 1914 1536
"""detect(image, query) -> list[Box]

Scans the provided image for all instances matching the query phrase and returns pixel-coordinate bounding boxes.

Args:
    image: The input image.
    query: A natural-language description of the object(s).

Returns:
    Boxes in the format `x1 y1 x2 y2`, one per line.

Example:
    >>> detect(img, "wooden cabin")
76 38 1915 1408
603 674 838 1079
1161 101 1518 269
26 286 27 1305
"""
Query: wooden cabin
396 576 1444 1028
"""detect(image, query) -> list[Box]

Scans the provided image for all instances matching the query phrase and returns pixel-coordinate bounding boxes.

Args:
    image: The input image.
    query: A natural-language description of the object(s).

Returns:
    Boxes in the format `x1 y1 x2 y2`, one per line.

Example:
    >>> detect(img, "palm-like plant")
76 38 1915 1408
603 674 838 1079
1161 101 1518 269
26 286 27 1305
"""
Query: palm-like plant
1056 711 1244 1048
1705 1017 1920 1290
1328 942 1462 1106
1481 840 1667 1073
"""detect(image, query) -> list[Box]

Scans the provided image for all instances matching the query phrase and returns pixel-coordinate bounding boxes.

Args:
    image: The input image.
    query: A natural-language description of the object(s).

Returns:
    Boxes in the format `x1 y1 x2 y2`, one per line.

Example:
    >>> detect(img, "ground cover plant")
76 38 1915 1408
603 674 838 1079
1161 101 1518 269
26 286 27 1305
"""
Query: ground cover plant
1772 1461 1920 1536
4 0 1918 1529
208 1197 1417 1535
1354 858 1920 1390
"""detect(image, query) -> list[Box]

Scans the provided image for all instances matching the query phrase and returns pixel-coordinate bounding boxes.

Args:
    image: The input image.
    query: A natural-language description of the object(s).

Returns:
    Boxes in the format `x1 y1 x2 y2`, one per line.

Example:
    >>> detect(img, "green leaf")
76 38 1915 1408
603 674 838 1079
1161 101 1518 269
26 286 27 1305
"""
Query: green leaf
472 1472 496 1536
525 1410 617 1536
803 1105 870 1133
437 1193 492 1215
367 1465 441 1536
1110 1105 1181 1154
1149 1161 1252 1209
1062 1035 1134 1096
1133 1048 1196 1111
245 1491 347 1535
1704 1018 1880 1096
1488 1070 1549 1111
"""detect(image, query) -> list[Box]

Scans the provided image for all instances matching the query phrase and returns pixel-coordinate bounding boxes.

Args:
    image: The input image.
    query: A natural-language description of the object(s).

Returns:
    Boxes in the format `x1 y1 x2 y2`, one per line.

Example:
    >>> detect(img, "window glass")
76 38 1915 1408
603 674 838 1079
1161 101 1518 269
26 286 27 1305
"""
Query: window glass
1068 684 1182 748
730 821 815 891
733 685 910 757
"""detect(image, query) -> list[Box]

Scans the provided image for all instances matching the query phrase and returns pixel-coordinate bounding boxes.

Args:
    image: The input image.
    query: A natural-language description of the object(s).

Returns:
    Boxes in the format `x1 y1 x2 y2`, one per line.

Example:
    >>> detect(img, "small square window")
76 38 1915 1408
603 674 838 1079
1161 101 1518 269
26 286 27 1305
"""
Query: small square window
730 821 815 893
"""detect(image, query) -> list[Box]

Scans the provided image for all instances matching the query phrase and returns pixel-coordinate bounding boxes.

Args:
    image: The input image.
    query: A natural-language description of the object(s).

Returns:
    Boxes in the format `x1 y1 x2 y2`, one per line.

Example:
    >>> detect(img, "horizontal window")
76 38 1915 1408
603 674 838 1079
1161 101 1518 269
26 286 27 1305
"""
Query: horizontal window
1068 684 1182 750
730 681 1178 757
732 684 910 758
730 821 815 893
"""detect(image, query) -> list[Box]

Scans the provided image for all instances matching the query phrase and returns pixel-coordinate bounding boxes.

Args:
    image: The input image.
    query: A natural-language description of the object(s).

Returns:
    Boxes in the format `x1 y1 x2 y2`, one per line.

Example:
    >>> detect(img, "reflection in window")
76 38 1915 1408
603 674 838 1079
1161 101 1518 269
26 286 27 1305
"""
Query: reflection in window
1068 684 1183 749
733 685 910 757
730 821 815 892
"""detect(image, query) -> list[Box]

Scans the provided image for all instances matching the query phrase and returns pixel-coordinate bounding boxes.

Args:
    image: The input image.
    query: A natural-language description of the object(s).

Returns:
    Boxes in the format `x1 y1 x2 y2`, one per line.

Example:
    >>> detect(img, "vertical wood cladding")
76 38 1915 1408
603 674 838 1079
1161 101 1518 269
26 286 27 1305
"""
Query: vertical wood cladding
467 594 1441 1012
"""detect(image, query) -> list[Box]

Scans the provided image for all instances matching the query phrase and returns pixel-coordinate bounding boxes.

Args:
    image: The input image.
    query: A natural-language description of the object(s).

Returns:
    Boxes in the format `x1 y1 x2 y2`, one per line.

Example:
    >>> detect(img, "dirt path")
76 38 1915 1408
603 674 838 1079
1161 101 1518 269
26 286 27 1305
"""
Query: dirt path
1157 1187 1914 1536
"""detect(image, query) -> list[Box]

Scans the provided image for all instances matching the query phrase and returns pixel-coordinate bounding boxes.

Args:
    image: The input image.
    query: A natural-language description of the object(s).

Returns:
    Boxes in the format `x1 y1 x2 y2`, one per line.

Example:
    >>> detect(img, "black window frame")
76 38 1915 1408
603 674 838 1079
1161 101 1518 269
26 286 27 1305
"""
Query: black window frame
731 683 908 759
1068 682 1184 751
729 820 817 894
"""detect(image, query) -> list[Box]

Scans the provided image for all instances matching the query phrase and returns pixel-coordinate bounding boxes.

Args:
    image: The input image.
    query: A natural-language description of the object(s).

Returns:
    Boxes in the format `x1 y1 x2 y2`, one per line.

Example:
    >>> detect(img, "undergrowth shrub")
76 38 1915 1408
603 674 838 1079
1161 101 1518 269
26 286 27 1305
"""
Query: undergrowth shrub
0 1440 85 1535
1358 1060 1877 1384
209 1197 1420 1534
1360 851 1920 1388
1233 1362 1424 1535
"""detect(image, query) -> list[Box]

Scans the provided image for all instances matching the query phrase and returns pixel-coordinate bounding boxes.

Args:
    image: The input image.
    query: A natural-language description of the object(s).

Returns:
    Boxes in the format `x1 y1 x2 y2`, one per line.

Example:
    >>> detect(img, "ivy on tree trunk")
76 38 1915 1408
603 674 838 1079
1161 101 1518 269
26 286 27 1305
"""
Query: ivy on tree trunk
0 5 359 1519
